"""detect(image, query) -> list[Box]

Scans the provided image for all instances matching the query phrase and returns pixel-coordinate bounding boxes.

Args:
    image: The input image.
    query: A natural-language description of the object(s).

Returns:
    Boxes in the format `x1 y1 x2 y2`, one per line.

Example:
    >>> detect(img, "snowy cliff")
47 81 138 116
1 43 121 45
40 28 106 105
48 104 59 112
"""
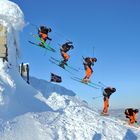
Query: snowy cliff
0 0 140 140
0 0 24 67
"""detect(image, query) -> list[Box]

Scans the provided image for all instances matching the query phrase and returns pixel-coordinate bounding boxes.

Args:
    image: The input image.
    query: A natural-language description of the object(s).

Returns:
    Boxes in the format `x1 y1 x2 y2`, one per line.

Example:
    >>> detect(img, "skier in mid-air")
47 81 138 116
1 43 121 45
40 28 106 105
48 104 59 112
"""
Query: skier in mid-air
38 25 52 46
59 41 74 68
82 57 97 83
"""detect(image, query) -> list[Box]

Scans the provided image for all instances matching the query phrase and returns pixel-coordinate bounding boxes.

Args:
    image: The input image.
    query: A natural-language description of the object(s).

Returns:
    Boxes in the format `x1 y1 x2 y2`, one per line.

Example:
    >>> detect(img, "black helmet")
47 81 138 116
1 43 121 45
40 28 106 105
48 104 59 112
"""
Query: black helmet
67 41 73 44
48 28 52 32
40 26 46 30
135 109 139 113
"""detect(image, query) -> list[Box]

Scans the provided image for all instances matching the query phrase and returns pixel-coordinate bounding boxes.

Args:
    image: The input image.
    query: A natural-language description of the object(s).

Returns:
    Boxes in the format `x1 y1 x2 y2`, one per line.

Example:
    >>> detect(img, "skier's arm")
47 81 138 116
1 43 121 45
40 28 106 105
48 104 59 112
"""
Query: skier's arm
47 36 52 41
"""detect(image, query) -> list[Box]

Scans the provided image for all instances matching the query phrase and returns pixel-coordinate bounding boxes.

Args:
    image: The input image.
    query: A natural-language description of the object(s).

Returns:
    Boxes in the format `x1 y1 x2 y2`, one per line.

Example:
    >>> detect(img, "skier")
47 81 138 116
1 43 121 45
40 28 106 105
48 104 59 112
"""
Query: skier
124 108 139 126
101 87 116 115
59 41 74 68
82 57 97 83
38 25 52 46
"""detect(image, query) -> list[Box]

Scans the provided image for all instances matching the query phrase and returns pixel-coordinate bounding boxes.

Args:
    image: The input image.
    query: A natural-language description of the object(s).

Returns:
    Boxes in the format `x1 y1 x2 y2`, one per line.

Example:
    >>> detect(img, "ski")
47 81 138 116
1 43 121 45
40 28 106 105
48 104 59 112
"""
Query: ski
50 57 79 72
28 41 52 51
30 33 56 52
49 59 74 74
71 77 99 89
122 121 140 129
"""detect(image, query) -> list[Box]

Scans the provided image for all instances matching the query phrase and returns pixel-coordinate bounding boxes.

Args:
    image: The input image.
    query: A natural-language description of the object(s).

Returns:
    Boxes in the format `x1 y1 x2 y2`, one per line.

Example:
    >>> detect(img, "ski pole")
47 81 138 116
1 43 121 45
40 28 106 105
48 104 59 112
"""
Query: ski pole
93 46 95 57
30 23 38 30
98 81 106 87
78 67 84 71
92 95 103 100
57 43 61 46
82 56 85 60
54 31 70 42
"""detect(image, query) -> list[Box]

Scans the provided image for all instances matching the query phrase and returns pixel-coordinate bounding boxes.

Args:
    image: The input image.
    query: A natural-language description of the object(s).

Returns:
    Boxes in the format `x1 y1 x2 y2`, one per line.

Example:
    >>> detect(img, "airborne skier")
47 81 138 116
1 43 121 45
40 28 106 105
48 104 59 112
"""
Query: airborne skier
59 41 74 68
82 57 97 83
38 25 52 46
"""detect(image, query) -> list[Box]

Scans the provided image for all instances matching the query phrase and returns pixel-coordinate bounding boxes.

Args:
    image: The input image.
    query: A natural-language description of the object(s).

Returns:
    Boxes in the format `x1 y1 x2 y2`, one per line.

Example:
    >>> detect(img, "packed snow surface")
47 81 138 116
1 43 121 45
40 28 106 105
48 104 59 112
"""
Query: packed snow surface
0 71 140 140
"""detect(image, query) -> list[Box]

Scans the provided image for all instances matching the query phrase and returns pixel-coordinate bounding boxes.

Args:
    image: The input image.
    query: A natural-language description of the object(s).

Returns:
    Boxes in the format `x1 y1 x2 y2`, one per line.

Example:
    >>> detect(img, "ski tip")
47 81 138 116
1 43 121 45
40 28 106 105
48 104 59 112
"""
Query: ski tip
28 40 34 44
51 48 56 52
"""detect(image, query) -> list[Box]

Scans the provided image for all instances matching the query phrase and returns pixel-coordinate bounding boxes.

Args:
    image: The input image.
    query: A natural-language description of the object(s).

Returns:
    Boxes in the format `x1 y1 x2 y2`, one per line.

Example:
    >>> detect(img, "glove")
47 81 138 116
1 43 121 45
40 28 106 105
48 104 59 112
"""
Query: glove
70 45 74 49
48 38 52 41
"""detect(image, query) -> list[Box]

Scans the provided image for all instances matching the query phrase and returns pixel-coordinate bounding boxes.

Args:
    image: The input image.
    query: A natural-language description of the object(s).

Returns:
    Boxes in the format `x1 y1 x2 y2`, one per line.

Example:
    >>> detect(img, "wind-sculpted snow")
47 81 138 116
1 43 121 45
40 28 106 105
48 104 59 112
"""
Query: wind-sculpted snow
0 0 25 66
0 0 24 30
30 76 76 98
0 65 53 121
0 88 140 140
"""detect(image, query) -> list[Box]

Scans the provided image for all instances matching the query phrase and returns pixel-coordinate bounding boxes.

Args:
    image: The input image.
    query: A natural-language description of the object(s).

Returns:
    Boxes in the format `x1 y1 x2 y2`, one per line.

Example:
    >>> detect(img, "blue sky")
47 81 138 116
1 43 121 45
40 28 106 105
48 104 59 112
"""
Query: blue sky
11 0 140 109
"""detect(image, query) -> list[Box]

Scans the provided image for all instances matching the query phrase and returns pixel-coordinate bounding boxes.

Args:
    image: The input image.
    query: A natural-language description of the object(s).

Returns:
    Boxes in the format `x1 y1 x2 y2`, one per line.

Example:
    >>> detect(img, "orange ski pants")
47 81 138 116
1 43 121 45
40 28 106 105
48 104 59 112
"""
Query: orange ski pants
103 97 109 113
61 51 70 61
128 113 136 125
39 32 48 42
84 65 92 79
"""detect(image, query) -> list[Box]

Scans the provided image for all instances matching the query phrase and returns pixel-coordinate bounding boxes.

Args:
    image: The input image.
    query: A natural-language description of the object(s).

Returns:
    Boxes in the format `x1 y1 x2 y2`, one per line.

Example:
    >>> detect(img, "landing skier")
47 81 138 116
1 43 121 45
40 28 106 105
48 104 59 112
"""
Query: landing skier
59 41 74 68
101 87 116 115
82 57 97 83
124 108 139 126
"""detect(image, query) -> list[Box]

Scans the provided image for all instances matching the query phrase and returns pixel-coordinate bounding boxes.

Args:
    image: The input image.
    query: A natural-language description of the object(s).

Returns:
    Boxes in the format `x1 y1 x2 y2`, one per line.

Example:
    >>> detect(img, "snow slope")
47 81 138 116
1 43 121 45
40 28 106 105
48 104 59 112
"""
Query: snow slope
0 76 140 140
0 0 140 140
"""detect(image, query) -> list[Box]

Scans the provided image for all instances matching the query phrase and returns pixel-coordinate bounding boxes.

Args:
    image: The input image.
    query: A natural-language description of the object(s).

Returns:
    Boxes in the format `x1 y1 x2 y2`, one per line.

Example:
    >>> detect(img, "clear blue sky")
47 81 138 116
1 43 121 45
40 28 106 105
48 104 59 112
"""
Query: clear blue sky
11 0 140 109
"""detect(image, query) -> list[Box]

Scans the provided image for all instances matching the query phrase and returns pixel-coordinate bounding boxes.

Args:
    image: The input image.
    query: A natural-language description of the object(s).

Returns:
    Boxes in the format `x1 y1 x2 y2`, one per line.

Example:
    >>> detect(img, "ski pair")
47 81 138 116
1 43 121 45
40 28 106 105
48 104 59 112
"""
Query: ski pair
29 33 56 52
71 77 101 89
50 57 79 72
49 57 78 75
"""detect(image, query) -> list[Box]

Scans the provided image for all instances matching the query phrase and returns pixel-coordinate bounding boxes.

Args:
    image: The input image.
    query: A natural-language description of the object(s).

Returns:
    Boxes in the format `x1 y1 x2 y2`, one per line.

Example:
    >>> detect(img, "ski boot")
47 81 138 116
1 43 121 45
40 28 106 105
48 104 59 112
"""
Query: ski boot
81 78 90 84
59 61 65 69
100 112 109 116
39 43 45 48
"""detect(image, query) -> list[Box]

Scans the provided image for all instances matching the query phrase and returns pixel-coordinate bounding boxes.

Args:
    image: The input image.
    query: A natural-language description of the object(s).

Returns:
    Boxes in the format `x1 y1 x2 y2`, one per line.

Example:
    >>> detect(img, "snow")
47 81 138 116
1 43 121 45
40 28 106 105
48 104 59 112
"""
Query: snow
0 0 25 67
0 0 24 30
0 0 140 140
